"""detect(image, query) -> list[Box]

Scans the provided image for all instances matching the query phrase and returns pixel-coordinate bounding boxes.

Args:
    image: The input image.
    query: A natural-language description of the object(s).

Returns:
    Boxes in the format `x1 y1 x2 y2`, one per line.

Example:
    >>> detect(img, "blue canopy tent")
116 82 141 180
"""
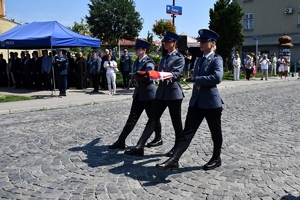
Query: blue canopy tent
0 21 100 96
0 21 100 49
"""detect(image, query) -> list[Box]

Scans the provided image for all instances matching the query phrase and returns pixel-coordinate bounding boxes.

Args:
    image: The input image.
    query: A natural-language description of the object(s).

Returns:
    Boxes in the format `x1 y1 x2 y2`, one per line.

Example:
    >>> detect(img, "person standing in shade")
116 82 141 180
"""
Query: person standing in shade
109 39 162 149
23 53 32 89
124 31 184 157
53 49 69 96
89 51 102 92
31 51 42 90
156 29 224 171
0 54 8 87
120 48 132 89
297 58 300 79
42 50 53 90
75 52 87 89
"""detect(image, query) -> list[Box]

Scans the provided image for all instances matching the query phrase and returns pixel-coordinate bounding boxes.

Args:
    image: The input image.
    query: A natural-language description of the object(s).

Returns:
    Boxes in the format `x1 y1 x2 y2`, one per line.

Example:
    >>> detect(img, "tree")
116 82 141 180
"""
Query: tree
152 19 176 39
86 0 143 47
209 0 244 70
68 18 91 36
67 19 92 56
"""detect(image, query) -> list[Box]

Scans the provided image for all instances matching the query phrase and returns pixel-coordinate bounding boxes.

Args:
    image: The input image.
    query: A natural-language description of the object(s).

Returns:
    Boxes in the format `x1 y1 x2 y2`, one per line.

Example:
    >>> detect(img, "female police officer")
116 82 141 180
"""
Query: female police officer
124 31 184 157
156 29 224 171
108 39 162 149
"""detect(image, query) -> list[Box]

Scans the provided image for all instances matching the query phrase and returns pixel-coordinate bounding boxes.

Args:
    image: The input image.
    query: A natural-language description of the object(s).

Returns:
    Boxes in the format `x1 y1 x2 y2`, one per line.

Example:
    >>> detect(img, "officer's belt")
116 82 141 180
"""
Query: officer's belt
195 84 217 90
159 80 179 85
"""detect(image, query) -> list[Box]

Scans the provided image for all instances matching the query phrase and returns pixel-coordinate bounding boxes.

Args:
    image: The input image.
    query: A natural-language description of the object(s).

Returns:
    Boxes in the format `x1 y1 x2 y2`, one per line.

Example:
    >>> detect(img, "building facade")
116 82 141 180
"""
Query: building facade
233 0 300 65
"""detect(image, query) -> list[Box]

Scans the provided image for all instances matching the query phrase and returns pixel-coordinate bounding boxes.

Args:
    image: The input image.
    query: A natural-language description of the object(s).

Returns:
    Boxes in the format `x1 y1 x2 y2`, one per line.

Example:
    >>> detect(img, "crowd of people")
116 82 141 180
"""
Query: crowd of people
0 48 135 96
230 51 299 81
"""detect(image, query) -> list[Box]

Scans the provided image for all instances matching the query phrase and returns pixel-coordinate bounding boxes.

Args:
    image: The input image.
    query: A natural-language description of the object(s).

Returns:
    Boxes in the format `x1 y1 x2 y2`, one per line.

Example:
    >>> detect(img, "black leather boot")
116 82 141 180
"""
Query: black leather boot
166 147 175 157
124 145 144 156
203 157 221 170
155 157 179 171
108 140 125 149
203 149 221 170
147 138 163 148
108 131 129 149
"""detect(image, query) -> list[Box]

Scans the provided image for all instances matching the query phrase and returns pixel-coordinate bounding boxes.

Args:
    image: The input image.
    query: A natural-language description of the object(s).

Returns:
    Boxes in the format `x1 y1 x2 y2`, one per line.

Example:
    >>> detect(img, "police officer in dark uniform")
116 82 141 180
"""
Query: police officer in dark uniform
120 48 132 89
53 49 69 96
108 39 162 149
124 31 184 157
156 29 224 171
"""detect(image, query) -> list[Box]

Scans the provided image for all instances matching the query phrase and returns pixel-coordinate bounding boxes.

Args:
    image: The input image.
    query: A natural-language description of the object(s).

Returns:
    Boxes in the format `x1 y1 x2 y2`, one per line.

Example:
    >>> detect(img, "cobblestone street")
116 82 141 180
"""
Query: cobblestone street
0 80 299 200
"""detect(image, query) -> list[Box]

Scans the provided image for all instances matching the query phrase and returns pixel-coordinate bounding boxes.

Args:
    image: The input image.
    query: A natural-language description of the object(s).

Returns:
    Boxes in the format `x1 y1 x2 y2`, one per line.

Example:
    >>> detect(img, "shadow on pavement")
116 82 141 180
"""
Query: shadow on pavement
69 138 205 187
281 195 300 200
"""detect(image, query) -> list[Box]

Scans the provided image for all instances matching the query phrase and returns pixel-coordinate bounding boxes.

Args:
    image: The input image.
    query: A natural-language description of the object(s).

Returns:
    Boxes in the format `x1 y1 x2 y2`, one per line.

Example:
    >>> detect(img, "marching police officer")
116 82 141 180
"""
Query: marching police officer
124 31 184 157
108 39 162 149
156 29 224 171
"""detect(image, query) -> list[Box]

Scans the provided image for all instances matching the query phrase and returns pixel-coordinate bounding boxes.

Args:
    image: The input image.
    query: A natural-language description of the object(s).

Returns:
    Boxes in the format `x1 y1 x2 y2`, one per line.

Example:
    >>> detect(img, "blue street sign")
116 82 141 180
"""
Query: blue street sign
253 35 261 40
166 5 182 15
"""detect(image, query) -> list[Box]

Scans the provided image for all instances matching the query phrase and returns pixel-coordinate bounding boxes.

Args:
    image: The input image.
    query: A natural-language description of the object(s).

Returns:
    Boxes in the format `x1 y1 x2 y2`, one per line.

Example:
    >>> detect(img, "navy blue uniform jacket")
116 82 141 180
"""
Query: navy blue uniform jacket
54 55 69 75
190 53 223 109
132 56 157 101
156 51 185 101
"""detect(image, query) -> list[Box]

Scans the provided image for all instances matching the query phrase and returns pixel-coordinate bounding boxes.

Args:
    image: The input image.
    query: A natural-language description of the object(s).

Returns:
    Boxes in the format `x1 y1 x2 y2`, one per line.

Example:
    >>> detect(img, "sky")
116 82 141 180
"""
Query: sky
5 0 216 41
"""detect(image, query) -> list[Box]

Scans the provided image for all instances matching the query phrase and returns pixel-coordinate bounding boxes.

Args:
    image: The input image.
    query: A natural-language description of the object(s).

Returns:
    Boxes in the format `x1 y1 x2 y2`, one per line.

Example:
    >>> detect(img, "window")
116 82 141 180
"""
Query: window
244 13 253 30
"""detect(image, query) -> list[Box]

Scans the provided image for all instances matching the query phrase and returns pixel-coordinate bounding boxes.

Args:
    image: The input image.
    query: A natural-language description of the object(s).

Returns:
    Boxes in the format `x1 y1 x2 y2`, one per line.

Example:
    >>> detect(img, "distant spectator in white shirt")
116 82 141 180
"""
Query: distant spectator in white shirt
260 55 269 81
232 54 241 81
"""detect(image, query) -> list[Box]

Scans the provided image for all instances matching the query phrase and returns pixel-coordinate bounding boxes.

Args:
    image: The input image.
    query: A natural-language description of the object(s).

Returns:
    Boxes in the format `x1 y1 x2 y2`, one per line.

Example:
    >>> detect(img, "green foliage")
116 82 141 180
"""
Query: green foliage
147 31 156 54
209 0 244 69
152 19 176 39
86 0 143 48
0 95 34 103
67 19 93 55
149 55 161 65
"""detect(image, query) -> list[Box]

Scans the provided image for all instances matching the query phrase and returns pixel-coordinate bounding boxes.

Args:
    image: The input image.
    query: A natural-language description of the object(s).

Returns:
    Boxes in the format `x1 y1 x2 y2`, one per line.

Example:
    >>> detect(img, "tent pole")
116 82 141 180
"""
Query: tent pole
7 48 10 87
50 46 57 97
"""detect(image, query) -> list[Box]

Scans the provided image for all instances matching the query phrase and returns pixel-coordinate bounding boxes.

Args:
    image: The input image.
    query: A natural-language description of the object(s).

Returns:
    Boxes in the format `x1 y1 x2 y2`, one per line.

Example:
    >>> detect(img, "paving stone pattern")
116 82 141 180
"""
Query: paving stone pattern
0 81 299 199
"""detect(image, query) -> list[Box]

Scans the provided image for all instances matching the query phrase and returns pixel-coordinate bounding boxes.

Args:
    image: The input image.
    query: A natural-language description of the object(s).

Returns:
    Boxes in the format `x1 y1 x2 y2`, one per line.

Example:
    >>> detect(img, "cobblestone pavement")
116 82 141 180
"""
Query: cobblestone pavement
0 80 300 200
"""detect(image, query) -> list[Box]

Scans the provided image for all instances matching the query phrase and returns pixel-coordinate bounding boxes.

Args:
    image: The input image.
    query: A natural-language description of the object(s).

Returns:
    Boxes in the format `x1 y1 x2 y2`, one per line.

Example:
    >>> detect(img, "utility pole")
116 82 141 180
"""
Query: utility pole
172 0 175 25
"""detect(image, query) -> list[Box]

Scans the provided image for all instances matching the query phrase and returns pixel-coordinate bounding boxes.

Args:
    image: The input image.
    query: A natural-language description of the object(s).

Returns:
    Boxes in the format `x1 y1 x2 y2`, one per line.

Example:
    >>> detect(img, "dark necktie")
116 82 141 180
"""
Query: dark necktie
135 60 140 71
197 57 206 72
165 54 170 60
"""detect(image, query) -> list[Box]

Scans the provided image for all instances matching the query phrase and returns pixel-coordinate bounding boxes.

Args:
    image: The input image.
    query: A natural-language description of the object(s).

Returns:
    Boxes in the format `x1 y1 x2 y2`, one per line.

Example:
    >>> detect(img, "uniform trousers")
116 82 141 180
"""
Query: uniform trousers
137 98 183 147
92 74 100 92
118 98 161 141
173 106 223 159
122 71 130 88
57 74 67 94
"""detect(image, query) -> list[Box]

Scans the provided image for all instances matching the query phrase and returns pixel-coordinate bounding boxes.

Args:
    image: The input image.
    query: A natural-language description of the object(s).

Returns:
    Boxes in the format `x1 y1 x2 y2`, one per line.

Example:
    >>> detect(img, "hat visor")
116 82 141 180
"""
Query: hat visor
162 37 175 42
134 46 143 50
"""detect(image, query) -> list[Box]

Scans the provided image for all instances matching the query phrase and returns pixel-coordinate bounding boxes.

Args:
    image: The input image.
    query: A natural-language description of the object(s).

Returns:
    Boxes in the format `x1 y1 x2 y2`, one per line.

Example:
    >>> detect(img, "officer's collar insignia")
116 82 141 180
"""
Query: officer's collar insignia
207 57 212 61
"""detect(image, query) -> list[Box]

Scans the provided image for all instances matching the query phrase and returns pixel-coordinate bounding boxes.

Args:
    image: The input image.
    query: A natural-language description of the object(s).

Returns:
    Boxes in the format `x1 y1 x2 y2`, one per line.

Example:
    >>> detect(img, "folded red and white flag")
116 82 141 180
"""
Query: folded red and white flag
148 70 173 81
